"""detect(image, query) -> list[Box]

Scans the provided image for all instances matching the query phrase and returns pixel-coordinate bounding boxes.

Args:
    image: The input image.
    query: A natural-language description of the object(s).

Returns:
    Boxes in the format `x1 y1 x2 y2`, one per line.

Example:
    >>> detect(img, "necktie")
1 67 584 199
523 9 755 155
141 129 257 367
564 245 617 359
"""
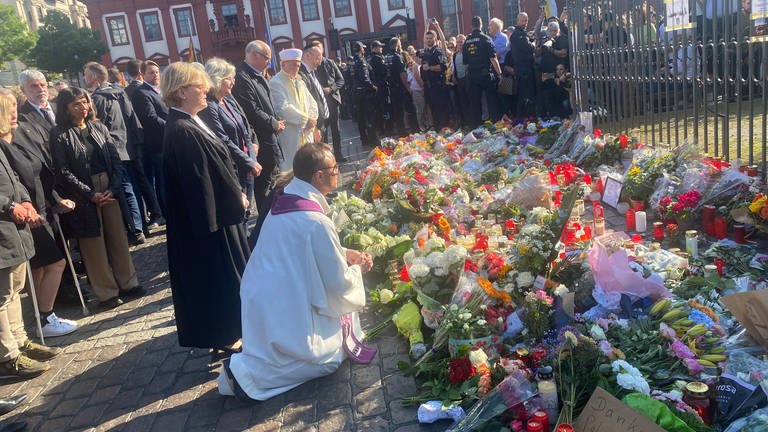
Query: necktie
311 71 329 119
41 107 55 125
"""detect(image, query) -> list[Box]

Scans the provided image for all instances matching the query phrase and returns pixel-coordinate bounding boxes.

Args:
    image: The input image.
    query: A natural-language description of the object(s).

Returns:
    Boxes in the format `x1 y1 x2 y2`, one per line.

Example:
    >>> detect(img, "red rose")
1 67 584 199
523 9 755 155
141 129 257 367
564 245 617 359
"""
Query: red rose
593 128 602 138
448 357 476 384
619 134 629 149
399 265 411 282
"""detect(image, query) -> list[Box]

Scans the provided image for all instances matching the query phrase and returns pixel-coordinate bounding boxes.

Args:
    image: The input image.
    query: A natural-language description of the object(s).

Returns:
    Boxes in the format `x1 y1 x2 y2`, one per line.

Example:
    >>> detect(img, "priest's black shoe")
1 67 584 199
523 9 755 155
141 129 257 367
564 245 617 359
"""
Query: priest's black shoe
120 286 147 299
0 421 27 432
0 394 26 416
99 297 123 310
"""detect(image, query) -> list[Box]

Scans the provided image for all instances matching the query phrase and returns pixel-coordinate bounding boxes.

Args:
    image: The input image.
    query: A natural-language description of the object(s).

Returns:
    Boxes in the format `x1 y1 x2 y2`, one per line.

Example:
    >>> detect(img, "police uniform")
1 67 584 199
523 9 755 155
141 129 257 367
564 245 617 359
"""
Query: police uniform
369 42 390 134
350 43 379 147
463 27 502 127
386 50 408 134
420 45 450 129
509 25 537 117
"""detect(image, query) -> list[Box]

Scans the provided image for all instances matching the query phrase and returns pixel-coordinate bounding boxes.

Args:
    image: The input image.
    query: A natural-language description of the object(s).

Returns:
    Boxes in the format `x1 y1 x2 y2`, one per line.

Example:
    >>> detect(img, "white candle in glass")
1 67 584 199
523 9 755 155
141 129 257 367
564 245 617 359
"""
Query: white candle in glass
635 211 647 232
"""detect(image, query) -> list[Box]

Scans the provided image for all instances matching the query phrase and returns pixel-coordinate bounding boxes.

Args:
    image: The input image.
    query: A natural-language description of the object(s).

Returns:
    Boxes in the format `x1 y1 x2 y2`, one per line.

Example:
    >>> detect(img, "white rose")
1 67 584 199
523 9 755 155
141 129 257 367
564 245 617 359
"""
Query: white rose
590 324 607 341
379 289 394 304
516 272 535 288
468 348 489 369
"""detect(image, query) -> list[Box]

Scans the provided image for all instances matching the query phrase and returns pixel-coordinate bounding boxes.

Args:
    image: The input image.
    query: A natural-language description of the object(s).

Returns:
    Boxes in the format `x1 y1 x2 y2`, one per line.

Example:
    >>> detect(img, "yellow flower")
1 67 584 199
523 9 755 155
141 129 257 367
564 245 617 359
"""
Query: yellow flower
628 167 642 177
749 195 767 214
371 184 383 199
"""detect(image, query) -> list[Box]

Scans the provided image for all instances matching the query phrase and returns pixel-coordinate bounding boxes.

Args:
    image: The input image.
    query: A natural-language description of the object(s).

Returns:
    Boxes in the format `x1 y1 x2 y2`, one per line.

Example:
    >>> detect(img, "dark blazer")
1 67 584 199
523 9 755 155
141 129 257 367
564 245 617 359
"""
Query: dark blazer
50 121 125 238
18 101 56 154
1 128 62 214
198 96 259 184
299 64 327 128
131 82 168 154
125 79 142 99
91 84 144 161
232 62 283 167
314 57 345 105
0 139 35 268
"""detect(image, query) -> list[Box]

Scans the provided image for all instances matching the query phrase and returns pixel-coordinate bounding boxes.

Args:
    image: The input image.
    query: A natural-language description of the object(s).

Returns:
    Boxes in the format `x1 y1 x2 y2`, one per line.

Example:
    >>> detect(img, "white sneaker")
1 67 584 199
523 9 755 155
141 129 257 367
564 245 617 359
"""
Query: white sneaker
39 313 78 338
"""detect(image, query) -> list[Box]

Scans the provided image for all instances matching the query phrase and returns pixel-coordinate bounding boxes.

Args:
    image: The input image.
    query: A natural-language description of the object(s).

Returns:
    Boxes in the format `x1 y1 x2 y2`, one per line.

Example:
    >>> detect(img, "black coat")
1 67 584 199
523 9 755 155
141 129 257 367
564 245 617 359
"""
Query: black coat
0 128 61 214
162 108 248 348
18 101 56 154
0 140 34 268
314 57 345 105
50 121 125 238
232 62 283 168
131 82 168 154
198 96 258 185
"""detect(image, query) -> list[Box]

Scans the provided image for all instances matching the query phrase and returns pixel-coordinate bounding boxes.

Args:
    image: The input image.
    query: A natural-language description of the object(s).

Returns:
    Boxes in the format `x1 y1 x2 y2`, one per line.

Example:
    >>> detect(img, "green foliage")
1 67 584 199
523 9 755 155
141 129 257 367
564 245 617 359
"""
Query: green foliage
0 5 37 65
29 11 107 75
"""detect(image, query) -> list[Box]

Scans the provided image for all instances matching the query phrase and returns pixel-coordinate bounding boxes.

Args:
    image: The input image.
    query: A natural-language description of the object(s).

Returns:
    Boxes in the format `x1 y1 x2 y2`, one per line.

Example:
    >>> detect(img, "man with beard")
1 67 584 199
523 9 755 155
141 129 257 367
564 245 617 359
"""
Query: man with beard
309 41 346 162
386 37 409 136
508 13 537 117
421 29 450 129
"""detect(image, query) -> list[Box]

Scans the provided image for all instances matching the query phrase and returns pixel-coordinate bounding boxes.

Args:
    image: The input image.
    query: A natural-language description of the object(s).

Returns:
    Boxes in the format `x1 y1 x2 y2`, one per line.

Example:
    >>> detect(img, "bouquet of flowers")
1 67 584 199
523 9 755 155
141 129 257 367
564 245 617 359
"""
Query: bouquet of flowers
405 241 468 306
733 192 768 232
657 190 703 222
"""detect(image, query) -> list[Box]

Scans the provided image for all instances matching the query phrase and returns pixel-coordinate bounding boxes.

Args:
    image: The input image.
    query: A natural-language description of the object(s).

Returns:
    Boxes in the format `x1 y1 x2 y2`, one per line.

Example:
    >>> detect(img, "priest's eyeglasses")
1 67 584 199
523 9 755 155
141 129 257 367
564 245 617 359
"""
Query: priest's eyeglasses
318 165 339 175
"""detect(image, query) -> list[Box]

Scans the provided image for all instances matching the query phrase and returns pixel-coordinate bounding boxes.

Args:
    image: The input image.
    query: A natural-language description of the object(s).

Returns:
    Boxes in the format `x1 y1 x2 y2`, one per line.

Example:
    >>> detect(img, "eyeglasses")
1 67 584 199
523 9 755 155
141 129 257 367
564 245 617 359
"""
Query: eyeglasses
318 165 339 175
253 51 270 61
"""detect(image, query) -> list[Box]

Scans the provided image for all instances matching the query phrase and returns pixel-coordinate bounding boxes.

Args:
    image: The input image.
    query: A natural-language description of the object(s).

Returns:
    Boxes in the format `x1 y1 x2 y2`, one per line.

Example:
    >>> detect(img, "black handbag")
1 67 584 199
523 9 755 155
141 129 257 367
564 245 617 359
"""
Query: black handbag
497 76 517 95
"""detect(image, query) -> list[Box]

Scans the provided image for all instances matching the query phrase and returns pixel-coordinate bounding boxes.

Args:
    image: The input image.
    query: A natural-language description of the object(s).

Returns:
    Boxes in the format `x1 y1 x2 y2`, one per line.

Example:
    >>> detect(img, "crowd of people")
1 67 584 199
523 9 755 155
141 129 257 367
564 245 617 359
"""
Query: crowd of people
338 11 574 144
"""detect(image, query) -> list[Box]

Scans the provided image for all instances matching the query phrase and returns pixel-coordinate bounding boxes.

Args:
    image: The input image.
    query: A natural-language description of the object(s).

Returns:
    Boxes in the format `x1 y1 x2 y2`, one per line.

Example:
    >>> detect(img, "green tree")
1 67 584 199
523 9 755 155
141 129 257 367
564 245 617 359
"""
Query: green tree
29 11 107 76
0 5 38 65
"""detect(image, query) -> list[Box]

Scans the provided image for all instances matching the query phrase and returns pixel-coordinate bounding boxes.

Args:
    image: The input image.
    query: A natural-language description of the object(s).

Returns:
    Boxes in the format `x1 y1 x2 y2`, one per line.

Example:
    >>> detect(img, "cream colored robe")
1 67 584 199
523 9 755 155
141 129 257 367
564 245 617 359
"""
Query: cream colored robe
268 71 318 170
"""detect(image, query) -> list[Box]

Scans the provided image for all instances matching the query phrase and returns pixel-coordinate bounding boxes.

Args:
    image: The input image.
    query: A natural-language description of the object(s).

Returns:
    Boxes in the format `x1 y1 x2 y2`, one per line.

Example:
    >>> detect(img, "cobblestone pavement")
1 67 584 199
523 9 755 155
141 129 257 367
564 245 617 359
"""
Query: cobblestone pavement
0 121 455 431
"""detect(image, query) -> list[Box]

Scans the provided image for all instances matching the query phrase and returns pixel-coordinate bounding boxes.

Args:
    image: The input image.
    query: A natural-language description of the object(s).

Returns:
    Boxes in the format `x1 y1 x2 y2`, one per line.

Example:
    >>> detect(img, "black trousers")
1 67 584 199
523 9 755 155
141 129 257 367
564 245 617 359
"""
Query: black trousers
129 145 163 225
425 83 451 129
253 162 279 212
516 68 537 118
468 73 502 128
388 88 407 136
323 99 343 158
353 92 379 147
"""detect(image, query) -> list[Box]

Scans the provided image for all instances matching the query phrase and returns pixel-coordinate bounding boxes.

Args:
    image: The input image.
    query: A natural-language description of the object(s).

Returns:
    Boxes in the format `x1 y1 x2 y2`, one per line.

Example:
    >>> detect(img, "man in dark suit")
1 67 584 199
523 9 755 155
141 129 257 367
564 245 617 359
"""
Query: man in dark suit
17 70 56 157
130 60 168 218
124 58 143 99
310 41 346 162
299 45 330 150
232 40 286 210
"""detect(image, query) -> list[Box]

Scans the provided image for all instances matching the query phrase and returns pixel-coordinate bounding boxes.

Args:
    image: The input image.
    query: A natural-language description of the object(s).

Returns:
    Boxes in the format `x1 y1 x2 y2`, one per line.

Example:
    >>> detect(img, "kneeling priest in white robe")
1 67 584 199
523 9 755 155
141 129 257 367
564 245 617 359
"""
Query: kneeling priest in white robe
218 142 373 401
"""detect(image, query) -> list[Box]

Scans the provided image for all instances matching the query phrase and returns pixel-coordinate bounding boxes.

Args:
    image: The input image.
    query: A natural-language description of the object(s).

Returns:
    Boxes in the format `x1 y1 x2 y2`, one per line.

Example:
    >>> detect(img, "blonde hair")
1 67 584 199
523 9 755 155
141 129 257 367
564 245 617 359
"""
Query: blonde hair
160 62 212 107
0 89 17 137
204 57 236 97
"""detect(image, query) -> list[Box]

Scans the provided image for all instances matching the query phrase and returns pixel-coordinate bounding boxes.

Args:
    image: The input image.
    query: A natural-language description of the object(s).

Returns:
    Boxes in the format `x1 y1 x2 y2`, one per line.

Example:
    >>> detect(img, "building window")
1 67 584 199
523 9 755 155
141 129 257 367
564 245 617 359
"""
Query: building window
174 7 196 37
300 0 319 21
333 0 351 17
504 0 519 34
440 0 458 37
268 0 287 25
471 0 489 27
141 12 163 42
106 16 130 46
221 4 238 27
388 0 404 10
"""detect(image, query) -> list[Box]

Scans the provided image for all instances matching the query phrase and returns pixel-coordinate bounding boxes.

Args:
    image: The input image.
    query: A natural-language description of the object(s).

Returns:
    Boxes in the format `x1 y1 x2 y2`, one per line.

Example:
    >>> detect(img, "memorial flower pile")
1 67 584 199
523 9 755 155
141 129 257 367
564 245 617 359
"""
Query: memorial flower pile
333 119 768 431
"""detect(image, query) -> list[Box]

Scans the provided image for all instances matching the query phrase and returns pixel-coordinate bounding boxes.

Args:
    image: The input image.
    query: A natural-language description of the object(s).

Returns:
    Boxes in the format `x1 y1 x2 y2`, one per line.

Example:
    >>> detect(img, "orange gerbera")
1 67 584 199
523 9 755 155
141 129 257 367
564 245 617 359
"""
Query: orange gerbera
477 276 512 304
689 300 719 322
371 183 383 199
436 216 451 238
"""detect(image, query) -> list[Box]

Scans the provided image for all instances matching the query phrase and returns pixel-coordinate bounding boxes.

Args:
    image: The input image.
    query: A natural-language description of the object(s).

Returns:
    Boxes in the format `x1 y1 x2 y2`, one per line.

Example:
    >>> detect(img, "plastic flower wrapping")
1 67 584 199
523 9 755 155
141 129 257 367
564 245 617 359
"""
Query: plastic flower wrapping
331 117 768 431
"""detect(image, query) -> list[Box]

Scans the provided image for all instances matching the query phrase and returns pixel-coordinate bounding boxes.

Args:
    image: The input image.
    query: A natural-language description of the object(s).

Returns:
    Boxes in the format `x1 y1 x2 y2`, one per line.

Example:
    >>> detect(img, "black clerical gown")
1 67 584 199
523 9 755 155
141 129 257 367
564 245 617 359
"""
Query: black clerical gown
162 108 249 349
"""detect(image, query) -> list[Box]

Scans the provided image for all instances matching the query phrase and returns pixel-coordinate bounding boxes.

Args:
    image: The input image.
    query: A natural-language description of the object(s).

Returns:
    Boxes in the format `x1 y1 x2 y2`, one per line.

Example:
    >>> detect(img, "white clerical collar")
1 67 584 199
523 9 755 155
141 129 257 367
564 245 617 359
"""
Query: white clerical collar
171 107 215 138
285 178 330 213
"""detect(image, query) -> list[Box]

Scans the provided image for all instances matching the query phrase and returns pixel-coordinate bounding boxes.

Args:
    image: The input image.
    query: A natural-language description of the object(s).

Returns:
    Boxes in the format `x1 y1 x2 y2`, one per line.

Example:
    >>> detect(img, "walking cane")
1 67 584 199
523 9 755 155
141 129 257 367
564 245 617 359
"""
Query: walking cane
21 261 46 346
52 213 90 317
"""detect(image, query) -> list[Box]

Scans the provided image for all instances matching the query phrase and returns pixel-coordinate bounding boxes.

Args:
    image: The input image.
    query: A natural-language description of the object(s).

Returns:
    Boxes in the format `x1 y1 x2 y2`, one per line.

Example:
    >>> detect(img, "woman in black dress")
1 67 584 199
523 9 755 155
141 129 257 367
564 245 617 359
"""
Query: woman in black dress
0 89 78 338
160 62 249 351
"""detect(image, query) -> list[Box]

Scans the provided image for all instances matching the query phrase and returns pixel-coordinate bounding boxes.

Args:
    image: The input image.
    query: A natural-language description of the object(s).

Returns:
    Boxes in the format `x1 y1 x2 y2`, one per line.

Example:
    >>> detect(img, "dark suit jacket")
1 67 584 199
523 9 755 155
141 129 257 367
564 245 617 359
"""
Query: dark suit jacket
314 57 345 105
18 101 56 154
232 62 283 167
299 64 327 128
131 82 168 154
198 96 258 184
125 80 142 99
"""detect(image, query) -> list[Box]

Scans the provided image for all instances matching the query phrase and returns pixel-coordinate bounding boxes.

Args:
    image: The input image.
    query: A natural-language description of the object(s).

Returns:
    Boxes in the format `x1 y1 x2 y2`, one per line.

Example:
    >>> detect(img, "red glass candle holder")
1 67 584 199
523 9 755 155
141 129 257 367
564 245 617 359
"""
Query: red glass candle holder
653 222 665 240
593 202 604 219
734 224 746 244
714 216 727 240
702 205 716 236
626 209 636 231
714 258 726 277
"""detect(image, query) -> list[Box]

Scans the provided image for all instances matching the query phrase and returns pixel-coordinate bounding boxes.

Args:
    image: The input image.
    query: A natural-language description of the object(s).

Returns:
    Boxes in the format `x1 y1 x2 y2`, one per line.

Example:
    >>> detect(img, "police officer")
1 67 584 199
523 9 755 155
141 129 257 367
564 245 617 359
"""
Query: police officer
369 40 390 135
386 37 409 136
463 15 503 128
350 41 379 147
421 29 450 129
508 12 537 117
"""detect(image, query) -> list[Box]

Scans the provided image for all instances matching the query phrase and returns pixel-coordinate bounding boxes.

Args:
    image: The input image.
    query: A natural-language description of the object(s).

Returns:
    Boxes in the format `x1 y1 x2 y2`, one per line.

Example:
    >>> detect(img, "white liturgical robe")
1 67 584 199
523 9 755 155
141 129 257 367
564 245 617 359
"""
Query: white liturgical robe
220 178 366 400
268 71 318 171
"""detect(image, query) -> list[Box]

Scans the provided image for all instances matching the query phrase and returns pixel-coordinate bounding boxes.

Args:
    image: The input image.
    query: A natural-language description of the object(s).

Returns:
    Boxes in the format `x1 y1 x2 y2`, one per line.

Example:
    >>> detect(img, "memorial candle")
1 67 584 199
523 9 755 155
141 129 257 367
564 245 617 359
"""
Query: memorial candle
702 205 716 235
653 222 665 240
734 224 746 244
714 216 727 239
625 209 636 231
635 211 647 232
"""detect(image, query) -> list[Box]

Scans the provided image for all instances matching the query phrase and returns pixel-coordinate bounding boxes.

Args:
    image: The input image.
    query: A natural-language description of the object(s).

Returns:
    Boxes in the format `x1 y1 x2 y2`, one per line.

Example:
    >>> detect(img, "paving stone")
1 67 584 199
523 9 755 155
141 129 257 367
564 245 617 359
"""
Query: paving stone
186 398 225 427
37 415 74 432
383 374 418 398
354 386 387 418
382 354 410 374
48 396 88 418
281 400 317 432
145 370 177 394
70 403 108 428
64 377 100 399
316 381 352 411
317 406 354 432
377 336 408 356
215 406 252 430
158 351 188 373
352 365 382 389
245 421 281 432
149 409 190 432
356 415 391 432
392 422 452 432
389 400 418 425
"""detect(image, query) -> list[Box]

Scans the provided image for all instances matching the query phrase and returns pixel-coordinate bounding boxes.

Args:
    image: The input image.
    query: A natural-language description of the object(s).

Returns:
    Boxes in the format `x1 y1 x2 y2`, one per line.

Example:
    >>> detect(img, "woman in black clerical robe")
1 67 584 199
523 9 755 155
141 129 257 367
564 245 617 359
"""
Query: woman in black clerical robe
160 62 249 351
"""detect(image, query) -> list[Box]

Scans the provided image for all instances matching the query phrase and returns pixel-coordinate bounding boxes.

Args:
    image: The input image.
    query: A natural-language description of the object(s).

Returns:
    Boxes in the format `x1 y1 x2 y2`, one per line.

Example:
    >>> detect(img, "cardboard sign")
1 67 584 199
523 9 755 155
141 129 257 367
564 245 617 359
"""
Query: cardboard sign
573 387 666 432
722 290 768 350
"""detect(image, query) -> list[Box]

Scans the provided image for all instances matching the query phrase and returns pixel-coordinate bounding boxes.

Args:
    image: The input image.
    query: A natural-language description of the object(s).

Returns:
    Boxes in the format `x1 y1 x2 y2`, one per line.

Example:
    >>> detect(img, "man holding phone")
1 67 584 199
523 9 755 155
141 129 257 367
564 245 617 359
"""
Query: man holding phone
421 24 450 129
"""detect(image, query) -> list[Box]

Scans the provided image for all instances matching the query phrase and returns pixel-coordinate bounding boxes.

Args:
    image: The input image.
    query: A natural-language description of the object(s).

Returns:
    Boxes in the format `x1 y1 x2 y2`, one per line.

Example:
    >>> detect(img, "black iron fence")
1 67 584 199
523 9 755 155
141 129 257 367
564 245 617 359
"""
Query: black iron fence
567 0 768 177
